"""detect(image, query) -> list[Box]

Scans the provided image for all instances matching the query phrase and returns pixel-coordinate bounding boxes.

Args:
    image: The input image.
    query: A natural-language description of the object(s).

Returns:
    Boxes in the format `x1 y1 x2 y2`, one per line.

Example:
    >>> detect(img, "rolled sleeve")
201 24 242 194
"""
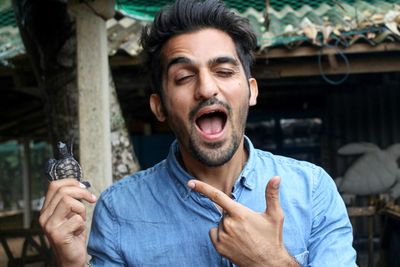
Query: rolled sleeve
308 168 357 266
88 192 125 266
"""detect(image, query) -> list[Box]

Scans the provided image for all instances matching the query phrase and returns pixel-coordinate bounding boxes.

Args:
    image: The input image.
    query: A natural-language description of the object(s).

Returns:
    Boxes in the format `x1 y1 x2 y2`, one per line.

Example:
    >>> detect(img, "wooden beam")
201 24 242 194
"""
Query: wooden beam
11 86 41 97
0 109 43 131
109 55 142 66
253 53 400 79
258 43 400 59
0 67 13 77
108 42 400 81
347 206 376 217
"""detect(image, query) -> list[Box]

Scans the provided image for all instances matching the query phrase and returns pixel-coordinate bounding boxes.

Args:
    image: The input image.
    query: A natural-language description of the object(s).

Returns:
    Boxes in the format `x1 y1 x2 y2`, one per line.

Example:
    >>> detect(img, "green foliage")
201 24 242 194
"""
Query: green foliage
0 141 52 210
30 142 53 200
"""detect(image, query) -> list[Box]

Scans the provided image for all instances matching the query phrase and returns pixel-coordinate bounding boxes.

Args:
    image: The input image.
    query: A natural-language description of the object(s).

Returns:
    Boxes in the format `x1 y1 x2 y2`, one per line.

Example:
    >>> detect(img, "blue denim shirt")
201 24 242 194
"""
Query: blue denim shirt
88 137 357 266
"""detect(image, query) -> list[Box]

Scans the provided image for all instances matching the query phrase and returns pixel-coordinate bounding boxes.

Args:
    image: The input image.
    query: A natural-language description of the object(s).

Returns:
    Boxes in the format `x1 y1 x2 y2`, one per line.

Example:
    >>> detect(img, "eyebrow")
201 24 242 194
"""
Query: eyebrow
208 56 239 67
165 56 240 74
165 57 193 74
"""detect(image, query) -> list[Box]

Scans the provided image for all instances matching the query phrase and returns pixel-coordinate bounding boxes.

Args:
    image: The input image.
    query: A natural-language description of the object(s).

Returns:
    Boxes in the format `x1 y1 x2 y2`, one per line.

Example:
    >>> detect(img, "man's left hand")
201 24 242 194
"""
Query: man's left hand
188 176 299 267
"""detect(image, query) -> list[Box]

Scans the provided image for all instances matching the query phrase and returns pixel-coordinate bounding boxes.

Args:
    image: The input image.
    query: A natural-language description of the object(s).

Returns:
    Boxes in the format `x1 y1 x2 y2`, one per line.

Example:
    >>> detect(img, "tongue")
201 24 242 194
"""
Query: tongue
197 116 224 134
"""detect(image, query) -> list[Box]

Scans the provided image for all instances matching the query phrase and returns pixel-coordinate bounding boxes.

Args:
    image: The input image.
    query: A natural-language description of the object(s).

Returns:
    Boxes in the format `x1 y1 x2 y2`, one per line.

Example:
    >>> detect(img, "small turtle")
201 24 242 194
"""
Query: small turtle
45 141 91 188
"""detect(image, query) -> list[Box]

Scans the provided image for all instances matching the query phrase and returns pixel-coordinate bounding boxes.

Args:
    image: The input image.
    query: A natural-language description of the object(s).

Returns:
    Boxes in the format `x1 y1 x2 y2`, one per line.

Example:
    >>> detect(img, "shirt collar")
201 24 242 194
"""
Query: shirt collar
236 135 256 190
165 140 193 199
165 136 257 198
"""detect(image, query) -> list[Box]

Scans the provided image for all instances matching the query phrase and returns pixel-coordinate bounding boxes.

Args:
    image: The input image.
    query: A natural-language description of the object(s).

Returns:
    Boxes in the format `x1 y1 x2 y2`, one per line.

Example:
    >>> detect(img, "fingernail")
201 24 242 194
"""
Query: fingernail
92 194 97 201
79 182 87 189
187 180 195 189
273 176 280 189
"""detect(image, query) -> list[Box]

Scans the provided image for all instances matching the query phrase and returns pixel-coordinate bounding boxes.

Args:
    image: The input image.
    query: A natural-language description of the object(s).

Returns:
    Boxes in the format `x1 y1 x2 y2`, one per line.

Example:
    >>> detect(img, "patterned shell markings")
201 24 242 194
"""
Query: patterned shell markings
337 143 400 198
45 141 83 182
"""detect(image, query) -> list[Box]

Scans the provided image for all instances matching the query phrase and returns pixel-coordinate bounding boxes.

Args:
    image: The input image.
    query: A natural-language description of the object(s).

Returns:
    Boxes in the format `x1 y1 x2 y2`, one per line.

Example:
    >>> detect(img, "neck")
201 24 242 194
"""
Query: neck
178 139 248 195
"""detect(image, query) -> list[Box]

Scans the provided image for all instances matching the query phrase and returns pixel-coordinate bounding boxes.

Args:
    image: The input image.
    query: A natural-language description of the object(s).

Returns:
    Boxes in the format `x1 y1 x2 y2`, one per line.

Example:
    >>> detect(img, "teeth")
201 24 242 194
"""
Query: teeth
204 110 218 115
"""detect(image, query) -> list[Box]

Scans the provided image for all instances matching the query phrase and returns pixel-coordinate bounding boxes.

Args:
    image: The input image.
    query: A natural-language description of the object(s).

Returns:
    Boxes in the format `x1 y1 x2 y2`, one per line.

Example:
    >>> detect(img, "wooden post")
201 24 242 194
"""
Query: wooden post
68 0 115 225
264 0 270 29
20 139 31 229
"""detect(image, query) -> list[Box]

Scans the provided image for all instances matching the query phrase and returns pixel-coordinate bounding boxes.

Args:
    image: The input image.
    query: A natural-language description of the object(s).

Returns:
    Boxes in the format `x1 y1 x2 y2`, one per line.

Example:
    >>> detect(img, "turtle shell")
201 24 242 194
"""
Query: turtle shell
53 156 83 180
45 141 90 187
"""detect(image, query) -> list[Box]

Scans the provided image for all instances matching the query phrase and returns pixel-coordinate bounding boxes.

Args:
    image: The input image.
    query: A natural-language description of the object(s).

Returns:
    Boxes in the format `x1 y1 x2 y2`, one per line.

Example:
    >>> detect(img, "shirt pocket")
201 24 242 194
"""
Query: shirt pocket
293 250 309 267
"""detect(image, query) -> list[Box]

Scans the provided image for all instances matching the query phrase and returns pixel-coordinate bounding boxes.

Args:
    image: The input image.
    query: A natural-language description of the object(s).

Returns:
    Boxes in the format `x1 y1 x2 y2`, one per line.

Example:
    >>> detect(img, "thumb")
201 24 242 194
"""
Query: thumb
265 176 282 216
209 227 219 245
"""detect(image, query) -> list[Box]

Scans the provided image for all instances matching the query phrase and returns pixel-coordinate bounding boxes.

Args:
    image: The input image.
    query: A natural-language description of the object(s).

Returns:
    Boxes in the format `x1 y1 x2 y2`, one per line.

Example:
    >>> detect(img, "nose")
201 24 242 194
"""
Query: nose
194 69 218 100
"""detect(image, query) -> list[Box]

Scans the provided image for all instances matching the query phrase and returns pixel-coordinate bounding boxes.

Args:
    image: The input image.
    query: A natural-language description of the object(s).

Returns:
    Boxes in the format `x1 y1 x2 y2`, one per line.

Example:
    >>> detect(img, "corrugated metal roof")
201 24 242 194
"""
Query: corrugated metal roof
115 0 266 20
0 0 399 64
0 2 24 64
110 0 400 56
261 0 400 48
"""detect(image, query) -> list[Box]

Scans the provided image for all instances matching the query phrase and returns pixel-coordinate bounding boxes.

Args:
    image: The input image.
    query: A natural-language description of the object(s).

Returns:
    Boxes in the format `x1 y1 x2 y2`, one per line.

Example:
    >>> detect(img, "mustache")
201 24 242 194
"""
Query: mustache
189 97 231 121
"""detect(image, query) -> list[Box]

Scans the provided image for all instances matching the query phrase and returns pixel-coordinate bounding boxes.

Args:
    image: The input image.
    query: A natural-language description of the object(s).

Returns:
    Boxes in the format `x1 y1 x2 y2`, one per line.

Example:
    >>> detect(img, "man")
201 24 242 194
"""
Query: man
39 0 357 266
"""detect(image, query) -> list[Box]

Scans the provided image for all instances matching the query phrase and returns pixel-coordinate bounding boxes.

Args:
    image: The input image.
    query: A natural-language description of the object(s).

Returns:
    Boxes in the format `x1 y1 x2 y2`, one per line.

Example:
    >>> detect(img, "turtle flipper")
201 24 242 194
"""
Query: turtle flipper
80 181 91 188
45 158 57 181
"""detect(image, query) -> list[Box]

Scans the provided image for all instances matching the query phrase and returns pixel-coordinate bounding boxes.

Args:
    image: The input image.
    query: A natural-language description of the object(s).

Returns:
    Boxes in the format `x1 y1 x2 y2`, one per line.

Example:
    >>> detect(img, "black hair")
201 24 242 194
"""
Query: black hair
140 0 257 95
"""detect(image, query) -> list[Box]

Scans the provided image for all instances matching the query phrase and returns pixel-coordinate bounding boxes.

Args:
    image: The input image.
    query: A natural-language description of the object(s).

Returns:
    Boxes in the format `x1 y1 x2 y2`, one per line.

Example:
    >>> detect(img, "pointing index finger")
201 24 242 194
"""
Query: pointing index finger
188 180 241 215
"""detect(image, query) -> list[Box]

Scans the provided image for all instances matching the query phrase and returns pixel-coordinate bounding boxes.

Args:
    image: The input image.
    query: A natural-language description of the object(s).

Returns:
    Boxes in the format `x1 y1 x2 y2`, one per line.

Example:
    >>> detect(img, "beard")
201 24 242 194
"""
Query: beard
187 130 240 167
167 97 249 168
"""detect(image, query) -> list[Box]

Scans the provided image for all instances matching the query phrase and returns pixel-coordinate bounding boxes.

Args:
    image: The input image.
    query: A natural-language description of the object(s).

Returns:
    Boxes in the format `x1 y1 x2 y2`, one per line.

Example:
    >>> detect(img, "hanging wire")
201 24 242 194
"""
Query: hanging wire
317 37 351 85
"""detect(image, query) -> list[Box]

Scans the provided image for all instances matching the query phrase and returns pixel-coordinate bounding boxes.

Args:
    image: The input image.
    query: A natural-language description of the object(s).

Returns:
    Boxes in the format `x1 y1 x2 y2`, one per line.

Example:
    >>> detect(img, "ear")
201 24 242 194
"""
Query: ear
248 78 258 106
150 93 166 122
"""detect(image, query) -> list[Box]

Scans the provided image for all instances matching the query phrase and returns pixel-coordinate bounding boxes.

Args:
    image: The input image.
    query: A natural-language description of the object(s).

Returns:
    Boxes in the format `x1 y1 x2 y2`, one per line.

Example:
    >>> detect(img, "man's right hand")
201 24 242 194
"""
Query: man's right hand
39 178 97 267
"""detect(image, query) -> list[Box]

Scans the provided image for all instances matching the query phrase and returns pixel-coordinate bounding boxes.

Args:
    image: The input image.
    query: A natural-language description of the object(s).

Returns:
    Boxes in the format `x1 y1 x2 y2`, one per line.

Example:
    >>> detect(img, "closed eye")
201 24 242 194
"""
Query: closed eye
216 69 235 77
175 74 195 84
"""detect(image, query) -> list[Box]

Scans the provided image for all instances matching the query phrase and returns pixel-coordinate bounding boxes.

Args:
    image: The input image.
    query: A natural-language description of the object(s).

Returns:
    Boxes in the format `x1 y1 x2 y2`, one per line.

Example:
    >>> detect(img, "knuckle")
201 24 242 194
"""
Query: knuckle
38 215 46 228
39 206 45 215
60 195 70 205
60 196 74 210
70 178 80 187
44 224 54 236
58 186 70 196
211 191 223 202
76 202 86 214
222 217 233 230
215 243 228 257
211 191 220 201
214 241 224 253
71 213 84 224
47 182 59 192
267 193 279 202
218 230 229 242
235 212 245 221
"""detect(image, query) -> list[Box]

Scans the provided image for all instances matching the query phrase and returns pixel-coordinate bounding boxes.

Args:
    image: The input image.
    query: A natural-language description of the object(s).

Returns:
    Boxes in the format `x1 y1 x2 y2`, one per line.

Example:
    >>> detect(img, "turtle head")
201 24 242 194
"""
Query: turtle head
57 141 70 158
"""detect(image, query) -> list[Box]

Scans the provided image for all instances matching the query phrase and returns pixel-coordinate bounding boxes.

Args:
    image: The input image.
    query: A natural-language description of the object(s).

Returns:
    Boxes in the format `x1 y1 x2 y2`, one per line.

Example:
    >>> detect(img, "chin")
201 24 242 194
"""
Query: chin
189 136 239 167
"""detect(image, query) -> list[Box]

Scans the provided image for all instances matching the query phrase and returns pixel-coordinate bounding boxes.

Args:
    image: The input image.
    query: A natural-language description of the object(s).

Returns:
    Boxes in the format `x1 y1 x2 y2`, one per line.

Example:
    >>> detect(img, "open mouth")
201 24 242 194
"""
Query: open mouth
195 109 227 136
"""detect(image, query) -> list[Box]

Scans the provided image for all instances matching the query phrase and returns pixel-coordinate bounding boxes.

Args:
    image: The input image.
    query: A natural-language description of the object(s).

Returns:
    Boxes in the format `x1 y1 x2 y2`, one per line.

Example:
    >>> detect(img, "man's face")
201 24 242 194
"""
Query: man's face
150 28 258 167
